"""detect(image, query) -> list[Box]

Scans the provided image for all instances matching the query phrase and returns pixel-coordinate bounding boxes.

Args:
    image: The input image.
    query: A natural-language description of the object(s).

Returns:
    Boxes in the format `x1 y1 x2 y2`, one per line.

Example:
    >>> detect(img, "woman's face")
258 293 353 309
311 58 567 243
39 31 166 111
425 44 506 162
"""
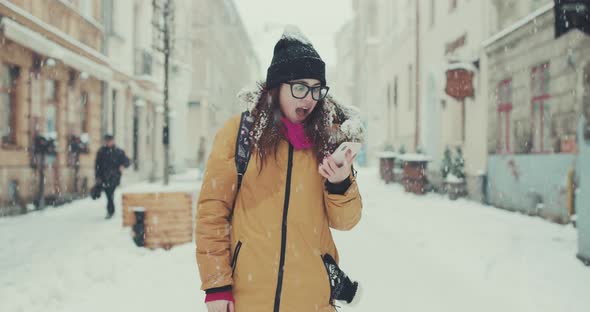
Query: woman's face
279 78 321 124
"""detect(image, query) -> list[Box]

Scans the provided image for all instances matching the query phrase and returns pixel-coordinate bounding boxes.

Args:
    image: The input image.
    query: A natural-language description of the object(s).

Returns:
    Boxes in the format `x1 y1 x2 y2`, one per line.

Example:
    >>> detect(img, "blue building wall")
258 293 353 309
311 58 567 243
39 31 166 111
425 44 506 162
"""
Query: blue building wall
487 153 576 223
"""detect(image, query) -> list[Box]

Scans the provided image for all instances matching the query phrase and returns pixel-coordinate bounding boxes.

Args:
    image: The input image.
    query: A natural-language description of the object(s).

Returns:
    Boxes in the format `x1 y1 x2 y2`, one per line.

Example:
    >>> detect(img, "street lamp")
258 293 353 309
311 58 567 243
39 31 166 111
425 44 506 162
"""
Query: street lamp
152 0 175 185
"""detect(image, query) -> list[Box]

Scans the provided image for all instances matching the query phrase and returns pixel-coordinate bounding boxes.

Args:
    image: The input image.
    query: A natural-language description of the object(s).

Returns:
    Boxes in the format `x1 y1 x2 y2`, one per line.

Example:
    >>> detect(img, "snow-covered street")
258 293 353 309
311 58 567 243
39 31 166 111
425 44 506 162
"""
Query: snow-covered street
1 168 589 312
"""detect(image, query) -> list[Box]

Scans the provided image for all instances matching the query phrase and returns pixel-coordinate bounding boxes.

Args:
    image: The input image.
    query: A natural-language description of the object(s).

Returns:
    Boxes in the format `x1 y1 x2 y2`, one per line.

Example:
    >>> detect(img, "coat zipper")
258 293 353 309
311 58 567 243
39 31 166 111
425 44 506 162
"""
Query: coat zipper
273 144 294 312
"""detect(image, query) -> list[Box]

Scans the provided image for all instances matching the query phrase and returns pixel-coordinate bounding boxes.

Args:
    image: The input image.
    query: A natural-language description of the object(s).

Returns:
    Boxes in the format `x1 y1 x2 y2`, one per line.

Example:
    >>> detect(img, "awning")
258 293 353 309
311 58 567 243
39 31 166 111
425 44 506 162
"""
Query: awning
0 18 112 81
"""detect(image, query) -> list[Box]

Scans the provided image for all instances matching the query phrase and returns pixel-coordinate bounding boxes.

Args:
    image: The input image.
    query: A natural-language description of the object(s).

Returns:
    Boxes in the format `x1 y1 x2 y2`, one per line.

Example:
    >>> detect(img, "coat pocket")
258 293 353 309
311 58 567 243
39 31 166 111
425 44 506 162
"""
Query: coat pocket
320 254 335 305
231 241 243 277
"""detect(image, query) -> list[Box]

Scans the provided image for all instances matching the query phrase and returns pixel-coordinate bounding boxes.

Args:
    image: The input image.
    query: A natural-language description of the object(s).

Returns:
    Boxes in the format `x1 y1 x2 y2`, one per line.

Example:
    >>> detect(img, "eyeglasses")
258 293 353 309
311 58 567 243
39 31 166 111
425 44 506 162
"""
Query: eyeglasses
285 82 330 101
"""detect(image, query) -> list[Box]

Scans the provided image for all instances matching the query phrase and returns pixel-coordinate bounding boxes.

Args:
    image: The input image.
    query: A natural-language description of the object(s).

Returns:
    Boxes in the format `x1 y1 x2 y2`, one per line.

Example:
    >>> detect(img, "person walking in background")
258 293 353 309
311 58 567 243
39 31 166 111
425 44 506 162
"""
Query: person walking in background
94 134 130 219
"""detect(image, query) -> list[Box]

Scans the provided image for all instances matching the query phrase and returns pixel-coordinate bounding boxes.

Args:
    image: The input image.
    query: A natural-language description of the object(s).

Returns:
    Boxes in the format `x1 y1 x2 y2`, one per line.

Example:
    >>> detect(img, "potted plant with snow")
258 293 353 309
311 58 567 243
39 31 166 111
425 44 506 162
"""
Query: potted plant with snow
440 147 452 193
378 143 397 183
393 145 406 183
399 151 432 195
446 147 467 200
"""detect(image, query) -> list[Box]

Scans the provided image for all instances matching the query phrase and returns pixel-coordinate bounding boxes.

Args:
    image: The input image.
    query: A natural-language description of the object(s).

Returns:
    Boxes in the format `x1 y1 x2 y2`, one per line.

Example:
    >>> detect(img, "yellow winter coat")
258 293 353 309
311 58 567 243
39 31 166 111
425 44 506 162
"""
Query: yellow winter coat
196 115 362 312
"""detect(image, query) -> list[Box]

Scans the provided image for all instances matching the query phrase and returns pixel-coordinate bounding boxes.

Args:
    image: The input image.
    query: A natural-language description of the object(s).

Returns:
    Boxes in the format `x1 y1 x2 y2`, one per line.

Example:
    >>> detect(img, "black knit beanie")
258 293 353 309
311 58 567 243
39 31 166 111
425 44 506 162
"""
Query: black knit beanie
266 26 326 89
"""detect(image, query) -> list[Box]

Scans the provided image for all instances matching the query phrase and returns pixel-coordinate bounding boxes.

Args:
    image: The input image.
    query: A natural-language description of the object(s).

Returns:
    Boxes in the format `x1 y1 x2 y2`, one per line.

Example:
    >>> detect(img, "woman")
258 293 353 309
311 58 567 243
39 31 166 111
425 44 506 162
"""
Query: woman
196 26 364 312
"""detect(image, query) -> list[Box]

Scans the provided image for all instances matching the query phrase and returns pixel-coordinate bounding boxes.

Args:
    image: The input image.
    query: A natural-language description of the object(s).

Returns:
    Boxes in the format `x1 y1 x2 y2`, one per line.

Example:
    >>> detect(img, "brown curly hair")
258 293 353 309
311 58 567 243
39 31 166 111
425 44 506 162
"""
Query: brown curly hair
248 83 351 170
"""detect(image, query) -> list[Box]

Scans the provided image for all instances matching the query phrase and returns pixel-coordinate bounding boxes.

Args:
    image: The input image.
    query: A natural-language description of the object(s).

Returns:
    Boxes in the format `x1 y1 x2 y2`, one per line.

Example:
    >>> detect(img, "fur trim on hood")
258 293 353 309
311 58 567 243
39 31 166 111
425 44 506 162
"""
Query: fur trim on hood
236 82 366 148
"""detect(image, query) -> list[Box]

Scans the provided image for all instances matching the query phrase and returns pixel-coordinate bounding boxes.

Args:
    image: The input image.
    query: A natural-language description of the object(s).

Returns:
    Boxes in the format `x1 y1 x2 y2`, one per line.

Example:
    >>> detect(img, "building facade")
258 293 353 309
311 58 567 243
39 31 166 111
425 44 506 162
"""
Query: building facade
0 0 207 215
347 0 493 200
186 0 259 167
484 1 590 223
0 0 108 215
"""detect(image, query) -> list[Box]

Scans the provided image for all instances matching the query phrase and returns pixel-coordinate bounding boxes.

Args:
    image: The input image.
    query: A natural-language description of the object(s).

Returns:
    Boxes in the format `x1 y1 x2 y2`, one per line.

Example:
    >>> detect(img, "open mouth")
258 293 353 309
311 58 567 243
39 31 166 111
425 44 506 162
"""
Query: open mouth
295 107 309 117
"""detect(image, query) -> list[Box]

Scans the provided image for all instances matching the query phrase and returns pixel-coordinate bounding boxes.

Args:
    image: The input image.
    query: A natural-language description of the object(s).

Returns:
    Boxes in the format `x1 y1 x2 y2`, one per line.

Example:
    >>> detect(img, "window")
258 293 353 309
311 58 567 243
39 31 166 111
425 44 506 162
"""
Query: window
531 63 551 152
387 83 392 138
146 108 152 146
80 0 93 18
391 0 397 32
1 63 19 145
450 0 458 12
497 79 512 153
8 180 18 204
387 84 392 110
44 80 58 136
408 64 414 110
46 106 56 134
368 1 378 37
394 77 398 107
103 0 114 34
135 49 153 76
112 90 117 137
81 92 89 133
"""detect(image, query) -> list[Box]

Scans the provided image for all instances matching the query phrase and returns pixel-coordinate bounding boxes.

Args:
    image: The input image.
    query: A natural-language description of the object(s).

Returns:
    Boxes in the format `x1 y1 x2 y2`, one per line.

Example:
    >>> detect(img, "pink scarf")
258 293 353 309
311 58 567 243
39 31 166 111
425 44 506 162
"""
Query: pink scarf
281 117 313 150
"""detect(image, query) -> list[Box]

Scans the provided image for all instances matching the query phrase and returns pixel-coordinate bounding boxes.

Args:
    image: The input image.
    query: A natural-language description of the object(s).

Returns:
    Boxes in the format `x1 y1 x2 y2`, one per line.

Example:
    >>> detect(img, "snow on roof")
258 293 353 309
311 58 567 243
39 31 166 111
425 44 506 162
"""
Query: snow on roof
376 151 399 158
483 2 554 48
398 153 432 162
444 62 478 72
446 173 465 183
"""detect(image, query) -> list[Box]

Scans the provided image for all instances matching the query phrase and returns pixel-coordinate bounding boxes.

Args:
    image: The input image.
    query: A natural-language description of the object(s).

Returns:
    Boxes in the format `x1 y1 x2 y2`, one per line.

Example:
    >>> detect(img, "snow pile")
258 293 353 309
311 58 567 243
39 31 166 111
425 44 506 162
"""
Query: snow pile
445 173 465 183
376 151 399 158
398 153 432 162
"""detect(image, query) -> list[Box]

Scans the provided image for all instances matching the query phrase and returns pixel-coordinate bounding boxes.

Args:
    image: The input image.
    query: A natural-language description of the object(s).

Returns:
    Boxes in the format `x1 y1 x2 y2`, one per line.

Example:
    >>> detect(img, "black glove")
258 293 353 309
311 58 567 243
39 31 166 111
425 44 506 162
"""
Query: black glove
322 254 359 304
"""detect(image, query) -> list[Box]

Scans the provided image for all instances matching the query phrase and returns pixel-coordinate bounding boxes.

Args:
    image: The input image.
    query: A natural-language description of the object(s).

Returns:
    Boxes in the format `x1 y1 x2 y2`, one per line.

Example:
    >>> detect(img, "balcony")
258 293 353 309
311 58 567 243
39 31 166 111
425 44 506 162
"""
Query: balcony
134 48 153 77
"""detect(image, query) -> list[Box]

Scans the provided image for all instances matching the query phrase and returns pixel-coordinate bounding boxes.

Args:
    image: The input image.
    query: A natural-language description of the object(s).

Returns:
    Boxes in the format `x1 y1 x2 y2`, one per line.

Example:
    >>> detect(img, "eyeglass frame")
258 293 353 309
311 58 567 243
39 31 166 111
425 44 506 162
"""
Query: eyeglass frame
284 81 330 101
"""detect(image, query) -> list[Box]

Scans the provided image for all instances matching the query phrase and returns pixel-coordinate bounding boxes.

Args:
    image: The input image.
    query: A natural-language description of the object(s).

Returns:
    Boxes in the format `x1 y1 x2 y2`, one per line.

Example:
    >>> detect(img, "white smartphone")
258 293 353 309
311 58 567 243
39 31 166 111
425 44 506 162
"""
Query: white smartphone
331 142 362 165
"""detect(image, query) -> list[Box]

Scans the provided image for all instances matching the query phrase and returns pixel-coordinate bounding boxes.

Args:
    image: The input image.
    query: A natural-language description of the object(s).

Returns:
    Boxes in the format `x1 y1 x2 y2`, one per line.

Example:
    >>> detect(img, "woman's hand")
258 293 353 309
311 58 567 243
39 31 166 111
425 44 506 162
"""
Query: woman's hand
206 300 234 312
319 149 356 183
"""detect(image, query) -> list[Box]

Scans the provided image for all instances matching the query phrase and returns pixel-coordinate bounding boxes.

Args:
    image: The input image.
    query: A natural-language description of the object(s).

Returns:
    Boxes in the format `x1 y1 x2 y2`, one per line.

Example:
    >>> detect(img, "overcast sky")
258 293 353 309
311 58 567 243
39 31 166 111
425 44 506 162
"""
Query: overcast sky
233 0 354 78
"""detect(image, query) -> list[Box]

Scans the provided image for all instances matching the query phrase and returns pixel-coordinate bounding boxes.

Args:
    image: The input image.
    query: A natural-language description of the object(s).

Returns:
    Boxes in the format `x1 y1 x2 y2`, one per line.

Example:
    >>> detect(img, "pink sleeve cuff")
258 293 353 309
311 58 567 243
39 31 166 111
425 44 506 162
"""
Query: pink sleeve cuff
205 290 234 303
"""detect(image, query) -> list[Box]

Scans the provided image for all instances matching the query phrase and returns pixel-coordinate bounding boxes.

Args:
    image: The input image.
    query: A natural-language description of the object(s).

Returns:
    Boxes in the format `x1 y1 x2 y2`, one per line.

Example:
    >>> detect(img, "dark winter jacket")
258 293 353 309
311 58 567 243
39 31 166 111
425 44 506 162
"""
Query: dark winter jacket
94 145 130 188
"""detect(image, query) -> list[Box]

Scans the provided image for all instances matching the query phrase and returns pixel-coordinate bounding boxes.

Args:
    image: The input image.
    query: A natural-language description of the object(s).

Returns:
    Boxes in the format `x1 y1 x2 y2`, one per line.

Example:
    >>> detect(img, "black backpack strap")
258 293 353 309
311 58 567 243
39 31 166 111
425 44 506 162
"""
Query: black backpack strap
235 111 254 194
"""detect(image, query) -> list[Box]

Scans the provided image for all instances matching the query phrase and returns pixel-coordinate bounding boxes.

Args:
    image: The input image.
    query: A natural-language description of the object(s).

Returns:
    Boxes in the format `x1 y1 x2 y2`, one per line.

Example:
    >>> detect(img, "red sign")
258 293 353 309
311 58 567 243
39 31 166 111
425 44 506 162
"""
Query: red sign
445 69 474 100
